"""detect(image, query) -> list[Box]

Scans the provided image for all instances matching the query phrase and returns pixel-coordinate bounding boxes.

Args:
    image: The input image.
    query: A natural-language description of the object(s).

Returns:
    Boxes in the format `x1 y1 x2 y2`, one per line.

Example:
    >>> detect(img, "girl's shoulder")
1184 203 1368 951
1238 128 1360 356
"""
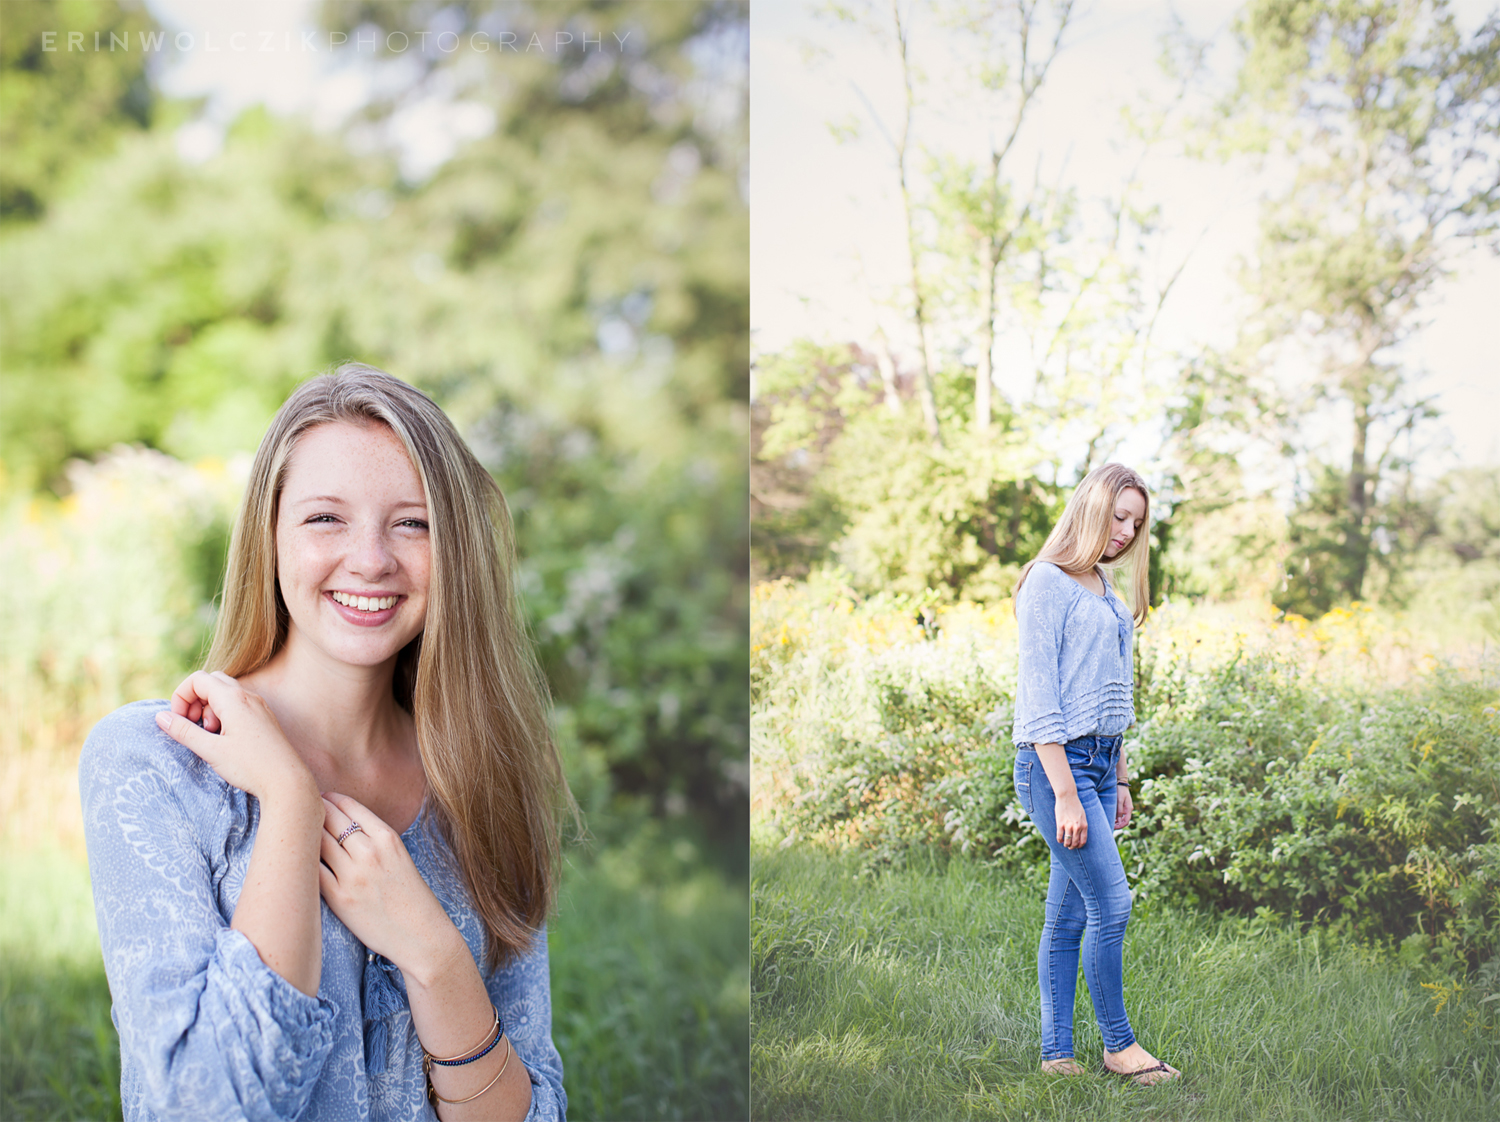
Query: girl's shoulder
1021 560 1079 599
79 700 232 817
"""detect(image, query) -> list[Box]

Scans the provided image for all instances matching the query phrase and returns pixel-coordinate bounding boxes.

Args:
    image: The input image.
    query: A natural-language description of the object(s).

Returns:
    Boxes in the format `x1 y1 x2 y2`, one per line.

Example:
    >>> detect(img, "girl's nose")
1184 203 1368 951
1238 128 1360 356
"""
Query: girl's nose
347 525 396 577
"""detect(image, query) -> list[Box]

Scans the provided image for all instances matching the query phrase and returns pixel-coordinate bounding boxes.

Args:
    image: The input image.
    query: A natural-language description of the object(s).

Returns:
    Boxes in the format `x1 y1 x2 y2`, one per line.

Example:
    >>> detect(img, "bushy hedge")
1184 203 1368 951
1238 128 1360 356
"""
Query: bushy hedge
754 582 1500 976
1127 656 1499 975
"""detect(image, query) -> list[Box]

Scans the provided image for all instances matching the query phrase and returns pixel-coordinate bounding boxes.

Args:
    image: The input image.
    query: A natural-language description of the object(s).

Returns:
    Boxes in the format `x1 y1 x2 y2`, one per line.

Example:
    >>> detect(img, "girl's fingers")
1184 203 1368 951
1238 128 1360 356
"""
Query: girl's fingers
171 671 233 718
323 795 356 834
155 709 219 759
321 796 375 855
168 672 239 730
322 791 387 836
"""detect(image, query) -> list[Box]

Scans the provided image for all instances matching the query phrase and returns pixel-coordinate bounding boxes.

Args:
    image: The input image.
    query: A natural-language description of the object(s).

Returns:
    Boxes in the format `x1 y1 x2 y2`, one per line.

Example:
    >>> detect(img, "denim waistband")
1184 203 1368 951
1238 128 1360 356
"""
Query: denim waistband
1064 734 1122 751
1017 734 1123 752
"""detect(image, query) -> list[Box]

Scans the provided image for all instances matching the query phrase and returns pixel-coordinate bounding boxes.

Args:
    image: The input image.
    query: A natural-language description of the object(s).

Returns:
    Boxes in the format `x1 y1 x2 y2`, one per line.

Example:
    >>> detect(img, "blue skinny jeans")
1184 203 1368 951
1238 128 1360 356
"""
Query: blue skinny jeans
1014 734 1136 1060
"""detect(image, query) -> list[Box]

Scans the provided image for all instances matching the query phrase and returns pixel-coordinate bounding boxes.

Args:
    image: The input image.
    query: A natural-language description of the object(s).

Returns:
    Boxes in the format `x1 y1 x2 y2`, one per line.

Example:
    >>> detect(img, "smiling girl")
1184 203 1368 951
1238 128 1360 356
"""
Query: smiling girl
79 366 570 1121
1010 463 1180 1086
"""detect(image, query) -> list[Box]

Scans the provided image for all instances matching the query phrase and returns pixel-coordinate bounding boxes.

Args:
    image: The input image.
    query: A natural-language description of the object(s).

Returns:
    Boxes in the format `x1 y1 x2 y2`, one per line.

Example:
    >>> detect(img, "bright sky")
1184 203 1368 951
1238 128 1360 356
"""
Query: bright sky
750 0 1500 473
145 0 497 179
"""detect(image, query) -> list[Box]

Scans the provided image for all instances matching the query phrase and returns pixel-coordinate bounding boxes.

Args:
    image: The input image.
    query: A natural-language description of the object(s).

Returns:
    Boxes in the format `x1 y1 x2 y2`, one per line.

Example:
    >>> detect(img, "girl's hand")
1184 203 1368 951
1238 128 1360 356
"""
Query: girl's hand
318 793 459 974
155 671 316 802
1055 790 1087 849
1114 784 1134 831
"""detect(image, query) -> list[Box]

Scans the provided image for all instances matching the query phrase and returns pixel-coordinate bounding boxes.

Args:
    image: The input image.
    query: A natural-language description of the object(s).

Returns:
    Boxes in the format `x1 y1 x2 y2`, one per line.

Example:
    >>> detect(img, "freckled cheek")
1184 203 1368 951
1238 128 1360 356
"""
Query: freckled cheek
277 535 344 600
398 544 432 601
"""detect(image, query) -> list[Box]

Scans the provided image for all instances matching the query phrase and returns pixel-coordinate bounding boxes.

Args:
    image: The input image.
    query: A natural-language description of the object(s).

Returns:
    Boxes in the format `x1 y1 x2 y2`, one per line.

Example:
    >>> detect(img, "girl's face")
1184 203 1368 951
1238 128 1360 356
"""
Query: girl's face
1102 487 1147 560
275 421 431 672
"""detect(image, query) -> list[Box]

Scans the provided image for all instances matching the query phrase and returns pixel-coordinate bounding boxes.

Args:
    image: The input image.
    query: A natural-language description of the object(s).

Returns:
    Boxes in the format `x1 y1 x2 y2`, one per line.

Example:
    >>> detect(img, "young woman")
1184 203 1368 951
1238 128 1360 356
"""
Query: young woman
1011 462 1180 1085
80 366 571 1120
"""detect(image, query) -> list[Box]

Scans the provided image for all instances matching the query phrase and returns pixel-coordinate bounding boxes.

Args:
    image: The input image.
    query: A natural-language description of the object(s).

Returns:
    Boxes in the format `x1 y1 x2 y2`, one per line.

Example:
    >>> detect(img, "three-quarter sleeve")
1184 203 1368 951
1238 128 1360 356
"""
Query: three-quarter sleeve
486 927 566 1122
1013 564 1072 746
80 703 338 1122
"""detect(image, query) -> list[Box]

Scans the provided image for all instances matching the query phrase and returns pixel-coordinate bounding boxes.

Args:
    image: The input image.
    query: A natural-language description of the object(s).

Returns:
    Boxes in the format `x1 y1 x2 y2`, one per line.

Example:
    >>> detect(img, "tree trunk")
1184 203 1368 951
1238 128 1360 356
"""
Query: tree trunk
1345 387 1372 601
876 333 903 415
977 227 996 434
892 0 942 447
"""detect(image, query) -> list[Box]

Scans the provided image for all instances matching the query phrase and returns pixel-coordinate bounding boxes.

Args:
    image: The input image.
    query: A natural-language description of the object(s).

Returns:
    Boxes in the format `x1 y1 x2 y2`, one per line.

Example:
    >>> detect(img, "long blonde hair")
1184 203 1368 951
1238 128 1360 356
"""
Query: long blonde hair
1015 463 1152 625
207 364 569 967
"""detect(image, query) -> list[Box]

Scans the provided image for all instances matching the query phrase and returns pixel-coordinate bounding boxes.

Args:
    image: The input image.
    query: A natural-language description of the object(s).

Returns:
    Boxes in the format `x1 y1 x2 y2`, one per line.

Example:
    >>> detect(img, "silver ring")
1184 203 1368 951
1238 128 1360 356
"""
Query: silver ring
336 821 364 845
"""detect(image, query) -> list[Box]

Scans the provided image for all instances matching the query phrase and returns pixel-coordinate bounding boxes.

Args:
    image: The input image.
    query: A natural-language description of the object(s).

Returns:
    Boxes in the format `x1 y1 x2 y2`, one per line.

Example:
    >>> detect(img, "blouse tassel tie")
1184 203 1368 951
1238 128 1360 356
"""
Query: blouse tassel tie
362 951 406 1076
1106 592 1131 657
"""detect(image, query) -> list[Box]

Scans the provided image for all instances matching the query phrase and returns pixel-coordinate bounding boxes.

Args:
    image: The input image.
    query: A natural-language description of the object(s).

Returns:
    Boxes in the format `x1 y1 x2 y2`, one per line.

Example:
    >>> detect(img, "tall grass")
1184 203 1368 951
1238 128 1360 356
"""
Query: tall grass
553 824 750 1121
753 844 1500 1122
0 848 121 1122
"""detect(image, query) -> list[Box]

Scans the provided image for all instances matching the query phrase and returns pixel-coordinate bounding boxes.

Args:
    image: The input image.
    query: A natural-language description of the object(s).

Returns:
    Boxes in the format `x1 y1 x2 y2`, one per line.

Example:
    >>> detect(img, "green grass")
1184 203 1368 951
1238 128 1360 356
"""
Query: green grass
551 823 750 1121
0 832 748 1122
1 848 120 1122
752 842 1500 1122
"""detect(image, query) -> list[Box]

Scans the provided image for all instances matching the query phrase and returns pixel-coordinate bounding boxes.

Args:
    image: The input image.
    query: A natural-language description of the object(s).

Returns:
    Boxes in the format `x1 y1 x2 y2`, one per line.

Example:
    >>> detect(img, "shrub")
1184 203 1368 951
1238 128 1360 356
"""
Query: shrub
753 578 1500 969
1126 655 1500 973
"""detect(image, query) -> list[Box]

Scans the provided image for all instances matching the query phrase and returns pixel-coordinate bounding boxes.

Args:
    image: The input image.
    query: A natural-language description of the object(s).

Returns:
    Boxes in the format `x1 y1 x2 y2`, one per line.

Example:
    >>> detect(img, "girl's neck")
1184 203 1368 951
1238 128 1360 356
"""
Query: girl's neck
239 636 413 769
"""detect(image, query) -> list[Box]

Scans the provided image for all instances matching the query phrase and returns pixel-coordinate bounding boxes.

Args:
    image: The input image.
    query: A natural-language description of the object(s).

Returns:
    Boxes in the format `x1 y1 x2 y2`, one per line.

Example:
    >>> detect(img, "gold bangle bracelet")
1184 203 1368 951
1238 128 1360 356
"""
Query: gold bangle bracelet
429 1037 512 1106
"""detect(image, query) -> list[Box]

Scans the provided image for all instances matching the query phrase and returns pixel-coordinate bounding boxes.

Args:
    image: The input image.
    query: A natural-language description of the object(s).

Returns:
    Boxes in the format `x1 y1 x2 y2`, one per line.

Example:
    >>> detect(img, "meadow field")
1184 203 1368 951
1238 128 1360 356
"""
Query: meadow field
753 844 1495 1122
750 576 1500 1121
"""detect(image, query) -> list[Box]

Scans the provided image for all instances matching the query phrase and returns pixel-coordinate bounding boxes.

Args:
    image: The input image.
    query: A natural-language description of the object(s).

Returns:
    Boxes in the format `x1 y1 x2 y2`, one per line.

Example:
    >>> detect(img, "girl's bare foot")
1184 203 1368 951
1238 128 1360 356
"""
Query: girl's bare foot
1103 1043 1180 1085
1040 1058 1086 1075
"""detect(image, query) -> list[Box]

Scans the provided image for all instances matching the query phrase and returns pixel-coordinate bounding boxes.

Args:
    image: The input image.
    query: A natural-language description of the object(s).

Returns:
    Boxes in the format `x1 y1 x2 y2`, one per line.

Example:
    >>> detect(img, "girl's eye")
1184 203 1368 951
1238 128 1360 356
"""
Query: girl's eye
398 519 429 530
306 514 339 524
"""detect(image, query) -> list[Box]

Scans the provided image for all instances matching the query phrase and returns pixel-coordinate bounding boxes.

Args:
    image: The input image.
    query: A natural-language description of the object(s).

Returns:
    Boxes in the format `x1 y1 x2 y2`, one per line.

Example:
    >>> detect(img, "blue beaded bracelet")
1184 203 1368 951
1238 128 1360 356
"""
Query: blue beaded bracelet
424 1005 505 1070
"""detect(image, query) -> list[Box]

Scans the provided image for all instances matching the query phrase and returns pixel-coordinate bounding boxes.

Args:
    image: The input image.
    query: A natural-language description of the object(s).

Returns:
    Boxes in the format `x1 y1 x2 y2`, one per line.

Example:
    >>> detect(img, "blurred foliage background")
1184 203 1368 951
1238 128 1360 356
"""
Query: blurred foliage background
1 1 748 1118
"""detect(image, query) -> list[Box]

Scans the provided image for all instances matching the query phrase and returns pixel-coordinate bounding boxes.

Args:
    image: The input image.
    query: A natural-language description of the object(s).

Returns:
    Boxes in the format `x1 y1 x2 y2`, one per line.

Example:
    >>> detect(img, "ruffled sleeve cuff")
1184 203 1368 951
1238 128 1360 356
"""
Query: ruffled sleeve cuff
1015 714 1070 747
204 927 339 1114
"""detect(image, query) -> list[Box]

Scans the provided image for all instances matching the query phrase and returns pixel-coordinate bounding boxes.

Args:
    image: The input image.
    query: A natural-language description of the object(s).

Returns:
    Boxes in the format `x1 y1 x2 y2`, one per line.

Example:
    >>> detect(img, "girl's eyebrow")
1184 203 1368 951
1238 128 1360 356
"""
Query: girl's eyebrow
290 495 427 510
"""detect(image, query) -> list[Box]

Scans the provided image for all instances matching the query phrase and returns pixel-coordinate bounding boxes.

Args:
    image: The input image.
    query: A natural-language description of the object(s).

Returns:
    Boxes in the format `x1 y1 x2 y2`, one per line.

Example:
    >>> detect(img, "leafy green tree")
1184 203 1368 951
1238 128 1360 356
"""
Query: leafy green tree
925 0 1074 433
754 341 1064 600
1222 0 1500 611
0 0 159 224
750 342 856 582
760 0 1196 601
823 0 946 442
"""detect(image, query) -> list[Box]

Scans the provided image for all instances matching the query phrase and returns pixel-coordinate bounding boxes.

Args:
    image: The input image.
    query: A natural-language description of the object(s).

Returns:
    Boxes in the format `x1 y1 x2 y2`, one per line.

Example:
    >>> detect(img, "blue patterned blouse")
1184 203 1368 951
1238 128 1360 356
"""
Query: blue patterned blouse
1012 561 1136 747
79 701 566 1122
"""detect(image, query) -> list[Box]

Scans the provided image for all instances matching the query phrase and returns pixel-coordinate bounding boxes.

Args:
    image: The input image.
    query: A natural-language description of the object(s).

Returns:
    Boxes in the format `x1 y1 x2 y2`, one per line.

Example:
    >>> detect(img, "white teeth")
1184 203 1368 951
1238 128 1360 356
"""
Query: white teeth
332 592 396 611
